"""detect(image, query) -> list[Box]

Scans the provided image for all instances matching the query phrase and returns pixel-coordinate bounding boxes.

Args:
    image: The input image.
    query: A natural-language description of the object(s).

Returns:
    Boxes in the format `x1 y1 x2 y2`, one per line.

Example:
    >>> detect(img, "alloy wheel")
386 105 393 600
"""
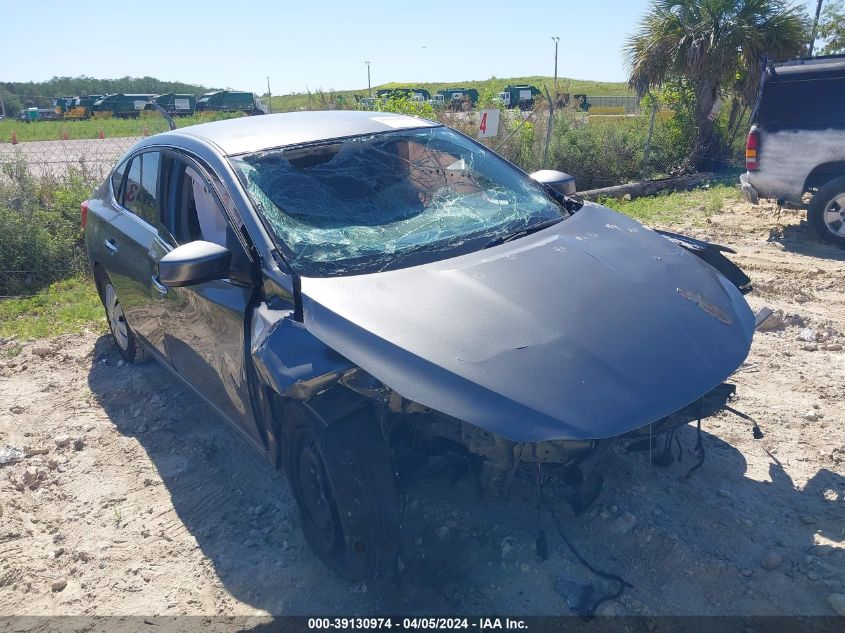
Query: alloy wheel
104 284 129 351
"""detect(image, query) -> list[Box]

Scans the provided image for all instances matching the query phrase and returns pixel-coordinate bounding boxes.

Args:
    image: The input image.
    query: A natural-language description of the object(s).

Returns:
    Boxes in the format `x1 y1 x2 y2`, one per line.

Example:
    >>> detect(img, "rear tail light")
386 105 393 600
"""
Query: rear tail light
745 130 760 171
81 201 89 229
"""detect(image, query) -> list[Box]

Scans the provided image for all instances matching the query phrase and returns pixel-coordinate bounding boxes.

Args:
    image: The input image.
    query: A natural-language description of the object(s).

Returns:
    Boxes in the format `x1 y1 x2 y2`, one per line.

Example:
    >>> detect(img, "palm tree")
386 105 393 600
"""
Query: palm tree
626 0 808 168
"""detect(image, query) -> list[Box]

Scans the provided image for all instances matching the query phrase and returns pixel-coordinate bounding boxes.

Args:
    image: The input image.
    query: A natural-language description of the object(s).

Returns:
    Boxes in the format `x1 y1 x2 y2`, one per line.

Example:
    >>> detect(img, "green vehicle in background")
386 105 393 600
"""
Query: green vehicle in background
148 93 196 116
497 85 541 110
376 88 431 103
195 91 268 115
92 94 156 118
52 95 103 119
437 88 479 111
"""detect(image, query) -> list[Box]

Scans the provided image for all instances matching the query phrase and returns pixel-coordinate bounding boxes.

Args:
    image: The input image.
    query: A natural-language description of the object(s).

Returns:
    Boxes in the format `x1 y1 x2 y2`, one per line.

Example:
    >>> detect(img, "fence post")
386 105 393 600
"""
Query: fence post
543 85 554 169
641 97 658 178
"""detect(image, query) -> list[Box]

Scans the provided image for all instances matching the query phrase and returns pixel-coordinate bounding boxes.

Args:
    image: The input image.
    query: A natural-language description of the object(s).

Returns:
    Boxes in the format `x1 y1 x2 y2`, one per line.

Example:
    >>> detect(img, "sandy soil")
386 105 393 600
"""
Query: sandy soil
0 198 843 618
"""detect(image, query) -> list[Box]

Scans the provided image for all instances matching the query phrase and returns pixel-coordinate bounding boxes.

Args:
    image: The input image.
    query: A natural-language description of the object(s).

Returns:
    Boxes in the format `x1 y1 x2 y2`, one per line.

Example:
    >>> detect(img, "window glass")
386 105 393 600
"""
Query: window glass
124 151 161 226
174 165 229 247
111 159 128 201
230 126 564 277
161 156 250 277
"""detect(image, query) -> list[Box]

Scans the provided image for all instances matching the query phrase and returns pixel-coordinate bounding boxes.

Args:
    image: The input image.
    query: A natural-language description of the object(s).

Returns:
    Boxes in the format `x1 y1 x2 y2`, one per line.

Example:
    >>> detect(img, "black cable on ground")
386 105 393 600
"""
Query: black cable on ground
538 480 633 619
683 416 706 479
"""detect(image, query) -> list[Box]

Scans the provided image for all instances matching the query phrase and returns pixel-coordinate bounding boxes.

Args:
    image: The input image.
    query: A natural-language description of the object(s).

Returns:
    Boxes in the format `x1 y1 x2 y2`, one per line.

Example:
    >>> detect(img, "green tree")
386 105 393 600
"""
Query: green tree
625 0 808 168
818 0 845 55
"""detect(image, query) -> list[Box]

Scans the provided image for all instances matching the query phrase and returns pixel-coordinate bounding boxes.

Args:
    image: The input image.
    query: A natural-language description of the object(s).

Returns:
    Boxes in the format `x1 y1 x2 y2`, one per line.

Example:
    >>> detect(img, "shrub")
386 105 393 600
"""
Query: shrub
0 154 95 296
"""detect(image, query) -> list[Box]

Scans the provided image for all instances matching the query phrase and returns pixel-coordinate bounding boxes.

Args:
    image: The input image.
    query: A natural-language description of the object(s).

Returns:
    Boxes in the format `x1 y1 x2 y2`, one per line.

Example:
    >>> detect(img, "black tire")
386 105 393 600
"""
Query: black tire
283 401 400 581
808 175 845 248
94 269 146 364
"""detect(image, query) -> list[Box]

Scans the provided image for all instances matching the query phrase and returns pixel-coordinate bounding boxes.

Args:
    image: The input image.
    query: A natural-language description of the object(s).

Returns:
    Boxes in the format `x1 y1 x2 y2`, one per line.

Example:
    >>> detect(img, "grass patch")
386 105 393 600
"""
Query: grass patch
598 183 741 226
0 276 105 341
0 112 244 143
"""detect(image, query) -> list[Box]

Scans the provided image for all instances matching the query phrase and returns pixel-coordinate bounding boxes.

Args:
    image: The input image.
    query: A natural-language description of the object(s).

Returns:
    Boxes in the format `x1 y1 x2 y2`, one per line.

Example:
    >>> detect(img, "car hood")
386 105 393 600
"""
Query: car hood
298 204 755 442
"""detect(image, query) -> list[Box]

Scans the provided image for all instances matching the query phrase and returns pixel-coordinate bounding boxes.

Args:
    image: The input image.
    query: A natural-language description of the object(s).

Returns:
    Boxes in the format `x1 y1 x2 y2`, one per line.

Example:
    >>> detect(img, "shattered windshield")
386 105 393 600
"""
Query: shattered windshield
230 126 565 276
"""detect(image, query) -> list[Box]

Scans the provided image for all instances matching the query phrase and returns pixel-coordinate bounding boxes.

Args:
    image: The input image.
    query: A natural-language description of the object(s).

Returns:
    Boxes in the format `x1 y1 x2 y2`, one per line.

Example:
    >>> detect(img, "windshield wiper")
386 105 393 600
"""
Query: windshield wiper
484 216 565 249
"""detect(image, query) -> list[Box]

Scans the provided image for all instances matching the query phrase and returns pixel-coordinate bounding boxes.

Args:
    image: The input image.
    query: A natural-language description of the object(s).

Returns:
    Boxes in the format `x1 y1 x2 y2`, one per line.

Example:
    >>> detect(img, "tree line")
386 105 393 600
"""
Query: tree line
0 76 219 114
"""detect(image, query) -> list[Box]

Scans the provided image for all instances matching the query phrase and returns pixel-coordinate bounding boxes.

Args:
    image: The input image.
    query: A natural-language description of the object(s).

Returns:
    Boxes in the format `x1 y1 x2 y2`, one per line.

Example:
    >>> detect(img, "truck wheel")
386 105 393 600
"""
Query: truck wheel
95 269 146 363
283 402 400 581
808 176 845 247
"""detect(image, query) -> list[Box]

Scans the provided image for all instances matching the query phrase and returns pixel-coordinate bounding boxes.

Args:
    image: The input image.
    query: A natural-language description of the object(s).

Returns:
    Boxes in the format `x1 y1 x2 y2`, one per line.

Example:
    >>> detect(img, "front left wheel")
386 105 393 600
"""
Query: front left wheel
283 401 400 581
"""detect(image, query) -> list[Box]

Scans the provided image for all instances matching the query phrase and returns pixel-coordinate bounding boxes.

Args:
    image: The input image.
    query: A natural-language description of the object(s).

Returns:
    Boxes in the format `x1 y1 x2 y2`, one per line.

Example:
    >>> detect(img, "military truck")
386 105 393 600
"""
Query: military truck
497 85 541 110
195 91 268 115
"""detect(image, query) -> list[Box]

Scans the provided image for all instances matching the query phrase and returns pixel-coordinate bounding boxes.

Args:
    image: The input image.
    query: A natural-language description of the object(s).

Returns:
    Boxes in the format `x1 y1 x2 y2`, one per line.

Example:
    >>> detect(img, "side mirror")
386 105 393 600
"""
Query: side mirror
530 170 576 196
158 240 231 287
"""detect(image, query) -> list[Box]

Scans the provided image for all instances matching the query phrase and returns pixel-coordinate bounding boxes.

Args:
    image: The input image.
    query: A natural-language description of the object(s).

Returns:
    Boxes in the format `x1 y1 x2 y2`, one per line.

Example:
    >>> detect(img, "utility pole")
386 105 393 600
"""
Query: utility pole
266 76 272 114
364 61 372 97
808 0 824 57
551 36 560 92
0 96 6 119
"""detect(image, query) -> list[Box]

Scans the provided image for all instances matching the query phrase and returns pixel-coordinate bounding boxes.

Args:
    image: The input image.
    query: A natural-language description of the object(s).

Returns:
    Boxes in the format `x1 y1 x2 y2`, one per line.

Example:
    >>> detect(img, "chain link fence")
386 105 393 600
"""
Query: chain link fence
0 100 744 297
0 136 137 297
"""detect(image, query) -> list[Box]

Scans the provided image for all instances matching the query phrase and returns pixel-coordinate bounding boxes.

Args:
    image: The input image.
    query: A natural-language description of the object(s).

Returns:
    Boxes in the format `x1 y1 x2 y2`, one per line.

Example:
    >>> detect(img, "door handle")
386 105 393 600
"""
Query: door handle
104 238 118 253
151 275 169 296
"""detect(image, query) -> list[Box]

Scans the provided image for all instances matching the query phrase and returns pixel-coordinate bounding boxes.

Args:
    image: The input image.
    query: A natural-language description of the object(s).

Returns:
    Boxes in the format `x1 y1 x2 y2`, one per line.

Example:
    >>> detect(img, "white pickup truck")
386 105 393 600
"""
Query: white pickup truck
740 55 845 247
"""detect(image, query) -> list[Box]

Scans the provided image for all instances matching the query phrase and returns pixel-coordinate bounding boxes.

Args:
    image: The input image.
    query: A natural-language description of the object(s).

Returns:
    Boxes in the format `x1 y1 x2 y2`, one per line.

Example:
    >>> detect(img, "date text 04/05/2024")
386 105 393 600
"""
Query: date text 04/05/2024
307 617 528 630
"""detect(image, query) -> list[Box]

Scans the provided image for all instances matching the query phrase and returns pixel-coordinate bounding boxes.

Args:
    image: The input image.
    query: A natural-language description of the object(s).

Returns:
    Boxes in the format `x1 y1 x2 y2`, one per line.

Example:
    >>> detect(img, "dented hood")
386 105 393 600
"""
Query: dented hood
299 205 755 442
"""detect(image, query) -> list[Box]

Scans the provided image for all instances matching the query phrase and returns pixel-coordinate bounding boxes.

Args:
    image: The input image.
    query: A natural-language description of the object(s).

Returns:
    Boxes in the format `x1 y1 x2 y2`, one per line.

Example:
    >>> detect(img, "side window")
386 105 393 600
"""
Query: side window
162 156 251 277
124 151 161 226
111 159 128 202
176 165 230 247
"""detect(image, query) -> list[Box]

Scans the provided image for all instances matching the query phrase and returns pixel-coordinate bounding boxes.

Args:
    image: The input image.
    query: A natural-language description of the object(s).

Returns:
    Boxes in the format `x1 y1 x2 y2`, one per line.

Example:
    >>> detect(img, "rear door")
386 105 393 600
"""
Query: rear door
97 150 167 352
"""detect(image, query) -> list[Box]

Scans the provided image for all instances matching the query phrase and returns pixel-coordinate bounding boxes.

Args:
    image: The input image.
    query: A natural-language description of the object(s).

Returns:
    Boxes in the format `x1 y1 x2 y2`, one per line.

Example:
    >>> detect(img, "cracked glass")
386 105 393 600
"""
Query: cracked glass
230 126 565 277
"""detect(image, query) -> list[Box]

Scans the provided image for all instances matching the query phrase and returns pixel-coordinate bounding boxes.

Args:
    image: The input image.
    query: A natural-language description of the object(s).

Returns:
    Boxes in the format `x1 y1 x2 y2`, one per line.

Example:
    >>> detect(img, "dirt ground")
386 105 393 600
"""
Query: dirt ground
1 197 843 618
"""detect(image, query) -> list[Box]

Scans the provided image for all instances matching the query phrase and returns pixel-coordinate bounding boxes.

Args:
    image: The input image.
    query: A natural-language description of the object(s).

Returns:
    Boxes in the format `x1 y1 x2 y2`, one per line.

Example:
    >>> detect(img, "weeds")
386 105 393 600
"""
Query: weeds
599 183 740 226
0 276 104 340
0 112 244 144
0 155 96 295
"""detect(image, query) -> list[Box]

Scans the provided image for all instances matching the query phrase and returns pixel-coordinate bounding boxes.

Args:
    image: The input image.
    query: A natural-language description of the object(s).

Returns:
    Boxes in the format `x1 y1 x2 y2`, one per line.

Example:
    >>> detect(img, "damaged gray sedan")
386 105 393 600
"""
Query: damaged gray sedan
83 111 756 580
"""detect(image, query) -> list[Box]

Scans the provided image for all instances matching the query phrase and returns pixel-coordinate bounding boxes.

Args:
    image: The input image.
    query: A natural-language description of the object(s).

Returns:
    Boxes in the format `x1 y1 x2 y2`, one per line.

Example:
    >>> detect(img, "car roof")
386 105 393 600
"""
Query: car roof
168 110 439 156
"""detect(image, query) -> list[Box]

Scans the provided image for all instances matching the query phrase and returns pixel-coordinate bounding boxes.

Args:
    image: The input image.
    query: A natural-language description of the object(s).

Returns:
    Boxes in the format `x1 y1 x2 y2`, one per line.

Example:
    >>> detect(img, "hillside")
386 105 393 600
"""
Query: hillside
0 74 631 116
268 76 631 111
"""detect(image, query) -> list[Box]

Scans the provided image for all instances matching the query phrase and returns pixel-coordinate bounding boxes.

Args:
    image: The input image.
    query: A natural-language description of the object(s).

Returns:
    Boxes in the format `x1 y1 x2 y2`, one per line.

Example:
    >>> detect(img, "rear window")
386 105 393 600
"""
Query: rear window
756 71 845 130
123 151 161 226
110 159 127 200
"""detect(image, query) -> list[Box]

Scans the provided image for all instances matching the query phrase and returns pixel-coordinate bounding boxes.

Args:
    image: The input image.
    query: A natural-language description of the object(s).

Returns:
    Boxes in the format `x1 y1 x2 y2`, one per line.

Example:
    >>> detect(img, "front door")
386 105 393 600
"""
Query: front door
151 153 263 447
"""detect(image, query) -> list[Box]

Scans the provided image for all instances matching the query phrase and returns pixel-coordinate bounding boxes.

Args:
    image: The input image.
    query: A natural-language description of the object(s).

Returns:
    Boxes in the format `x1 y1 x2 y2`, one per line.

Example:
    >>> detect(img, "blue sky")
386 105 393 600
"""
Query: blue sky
0 0 821 94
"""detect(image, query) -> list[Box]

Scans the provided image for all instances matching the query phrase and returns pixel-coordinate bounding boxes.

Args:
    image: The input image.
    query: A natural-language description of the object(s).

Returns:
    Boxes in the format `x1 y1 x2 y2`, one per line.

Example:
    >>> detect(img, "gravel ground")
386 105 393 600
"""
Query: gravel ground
0 197 843 618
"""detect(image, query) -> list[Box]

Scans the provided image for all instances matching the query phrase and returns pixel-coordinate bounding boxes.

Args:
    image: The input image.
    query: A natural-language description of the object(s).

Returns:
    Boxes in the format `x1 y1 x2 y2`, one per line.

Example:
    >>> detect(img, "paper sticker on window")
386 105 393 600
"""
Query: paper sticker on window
369 116 435 129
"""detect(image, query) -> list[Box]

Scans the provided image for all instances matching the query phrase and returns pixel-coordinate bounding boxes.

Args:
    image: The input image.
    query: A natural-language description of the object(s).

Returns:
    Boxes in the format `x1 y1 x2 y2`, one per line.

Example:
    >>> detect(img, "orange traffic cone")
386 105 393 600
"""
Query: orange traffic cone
61 130 68 141
97 129 104 140
11 130 18 145
143 126 149 137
